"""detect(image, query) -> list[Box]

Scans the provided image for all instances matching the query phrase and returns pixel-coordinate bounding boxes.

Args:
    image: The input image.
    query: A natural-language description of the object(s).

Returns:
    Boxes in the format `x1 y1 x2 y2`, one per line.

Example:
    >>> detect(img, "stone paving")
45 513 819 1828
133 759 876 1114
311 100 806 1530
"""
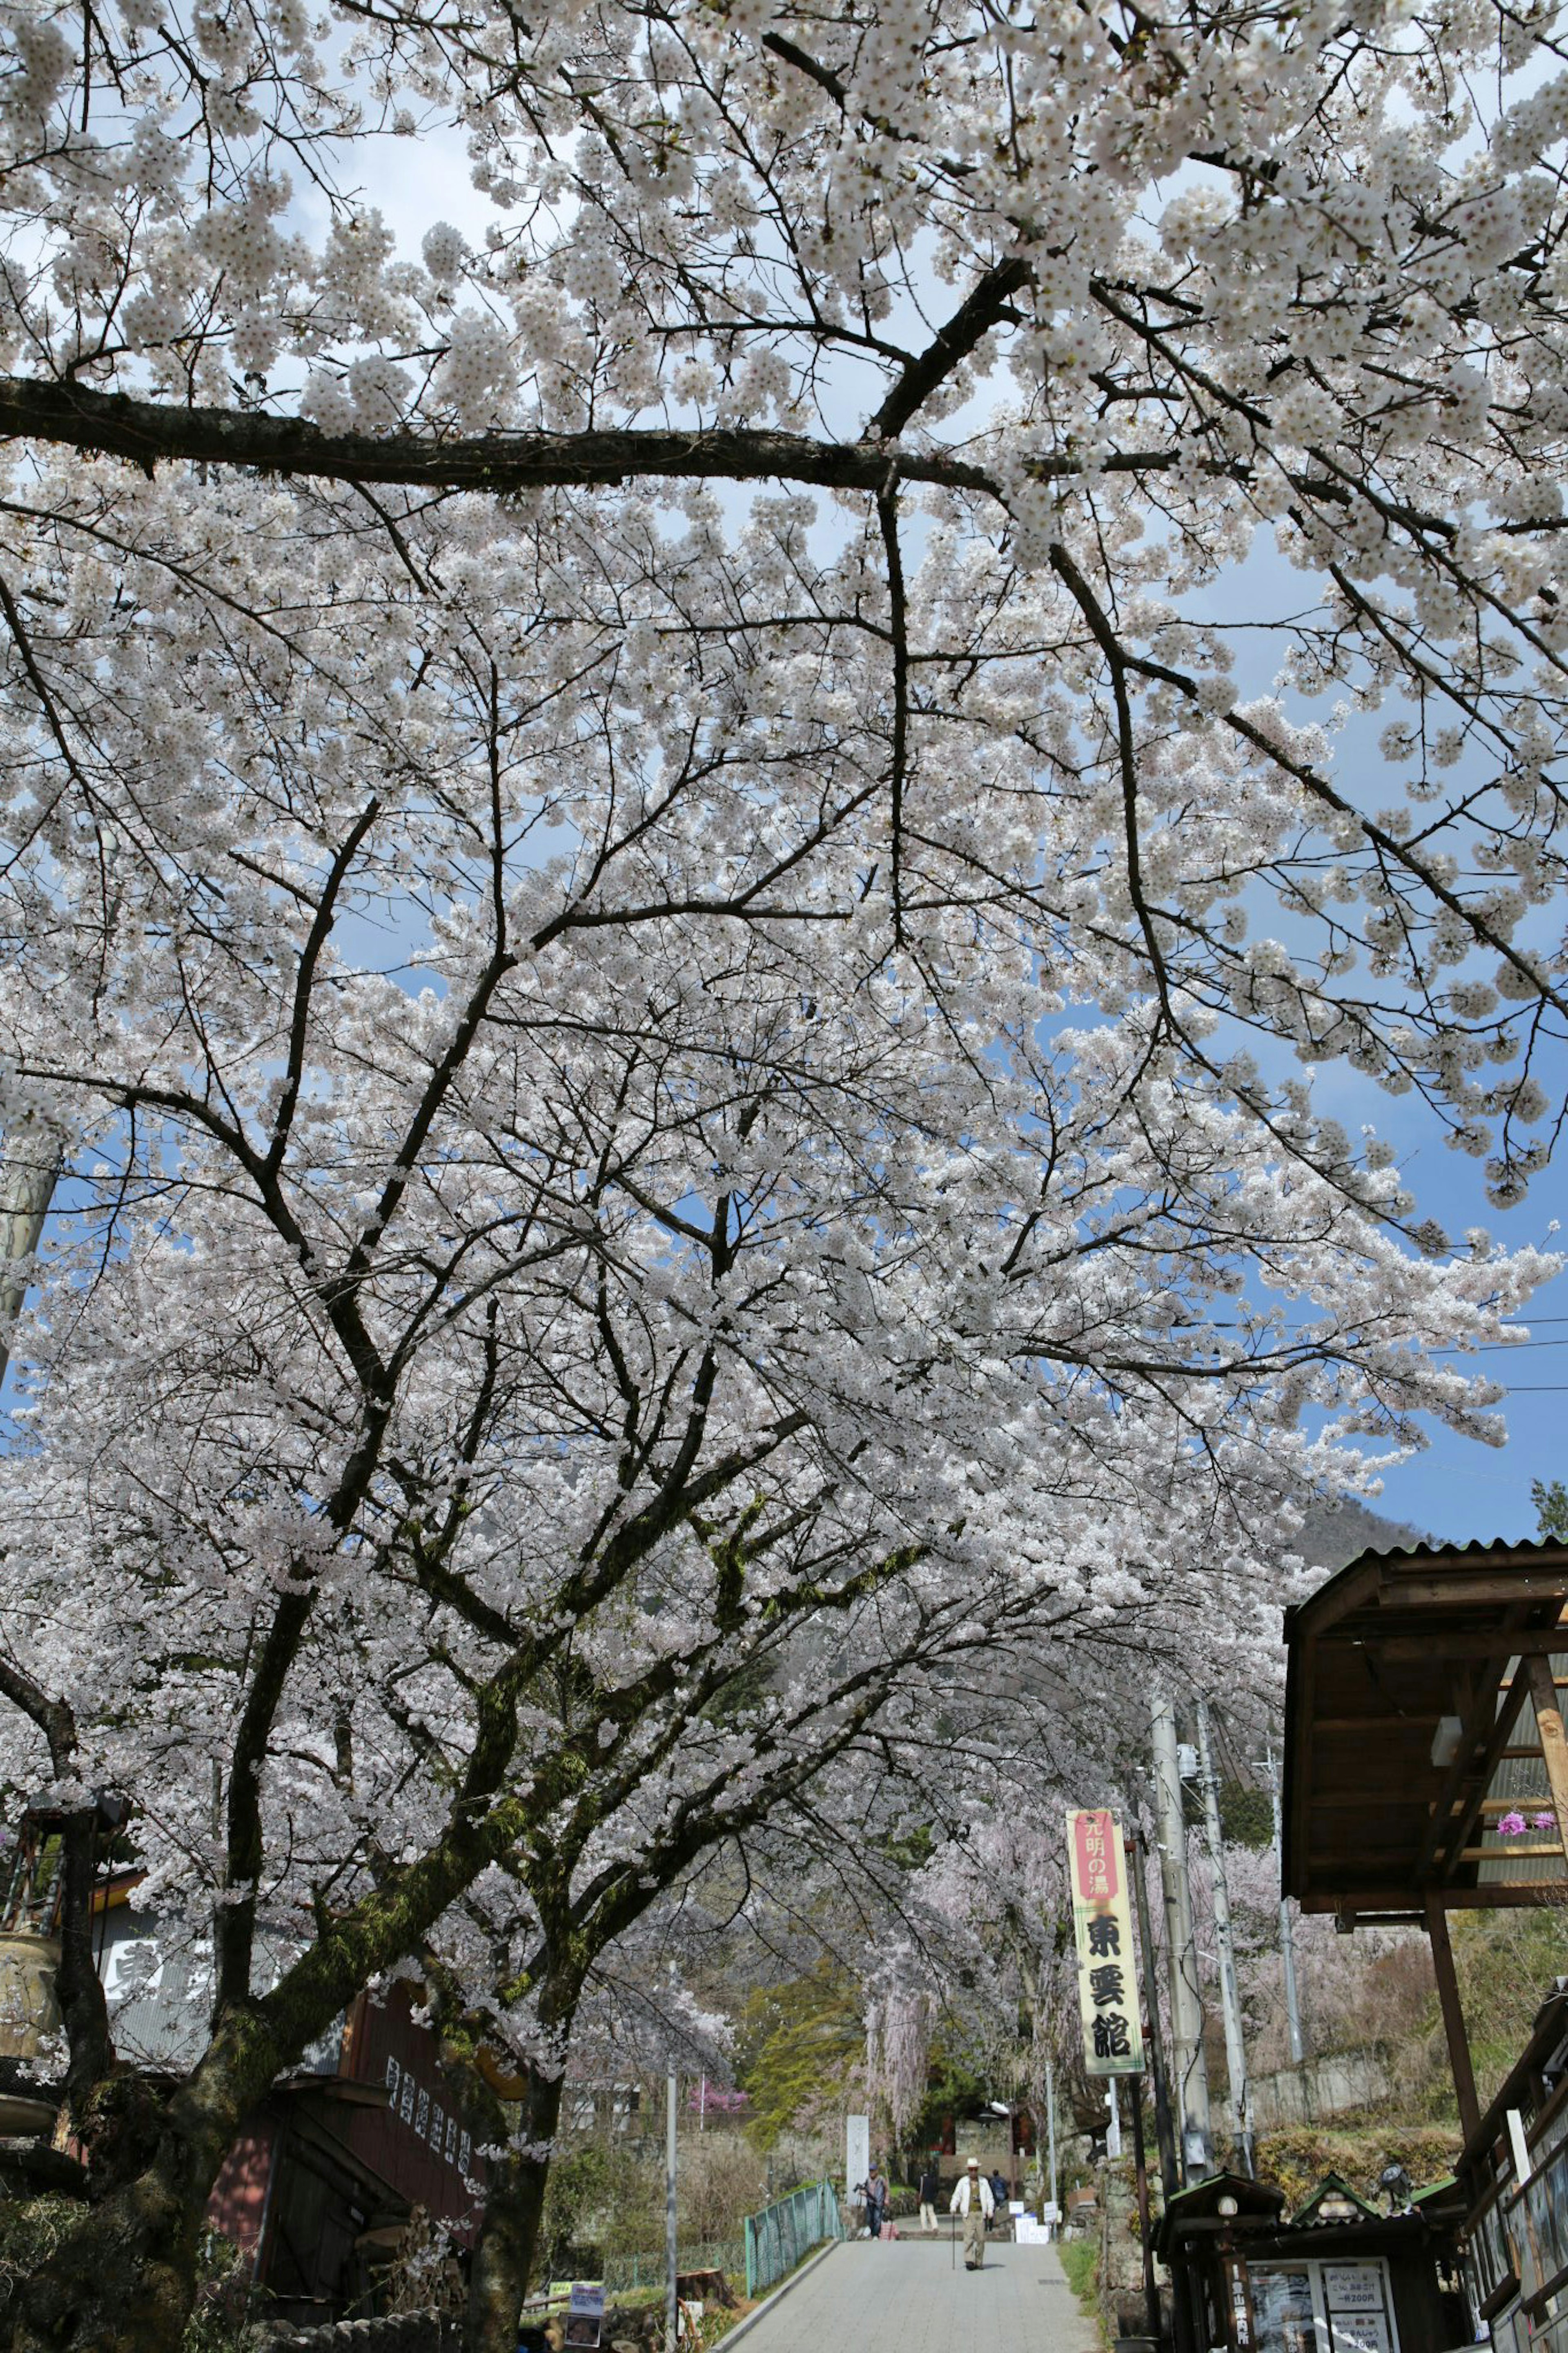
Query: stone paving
733 2232 1101 2353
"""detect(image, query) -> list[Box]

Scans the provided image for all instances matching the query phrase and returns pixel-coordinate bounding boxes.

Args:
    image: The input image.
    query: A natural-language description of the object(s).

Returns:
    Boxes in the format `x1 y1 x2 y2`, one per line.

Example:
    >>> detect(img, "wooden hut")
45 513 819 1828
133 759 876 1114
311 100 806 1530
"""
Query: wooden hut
1282 1533 1568 2351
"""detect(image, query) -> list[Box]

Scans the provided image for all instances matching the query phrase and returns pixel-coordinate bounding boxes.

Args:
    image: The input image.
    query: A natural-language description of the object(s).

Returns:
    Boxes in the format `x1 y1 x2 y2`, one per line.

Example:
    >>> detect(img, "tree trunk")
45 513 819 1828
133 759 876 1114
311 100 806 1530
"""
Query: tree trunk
463 2043 570 2353
8 2007 277 2353
56 1807 114 2134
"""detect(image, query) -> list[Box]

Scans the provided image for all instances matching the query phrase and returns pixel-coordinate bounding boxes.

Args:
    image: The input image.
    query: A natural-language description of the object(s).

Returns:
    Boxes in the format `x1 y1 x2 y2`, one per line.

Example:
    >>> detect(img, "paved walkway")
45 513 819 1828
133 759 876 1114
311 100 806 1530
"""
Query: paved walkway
736 2233 1100 2353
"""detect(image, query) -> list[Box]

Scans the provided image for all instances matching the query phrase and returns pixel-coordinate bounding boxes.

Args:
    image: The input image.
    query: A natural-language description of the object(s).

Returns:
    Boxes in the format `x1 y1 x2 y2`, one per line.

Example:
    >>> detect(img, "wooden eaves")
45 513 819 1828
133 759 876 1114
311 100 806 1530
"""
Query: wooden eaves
1281 1533 1568 2141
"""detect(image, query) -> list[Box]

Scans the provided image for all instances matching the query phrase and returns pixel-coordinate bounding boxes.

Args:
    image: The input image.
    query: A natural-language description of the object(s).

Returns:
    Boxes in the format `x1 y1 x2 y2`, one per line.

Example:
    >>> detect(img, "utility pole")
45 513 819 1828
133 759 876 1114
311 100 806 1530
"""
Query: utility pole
0 1115 60 1388
666 1972 679 2353
1046 2054 1058 2228
1267 1745 1306 2067
1151 1695 1212 2181
1127 1822 1179 2199
1196 1699 1255 2176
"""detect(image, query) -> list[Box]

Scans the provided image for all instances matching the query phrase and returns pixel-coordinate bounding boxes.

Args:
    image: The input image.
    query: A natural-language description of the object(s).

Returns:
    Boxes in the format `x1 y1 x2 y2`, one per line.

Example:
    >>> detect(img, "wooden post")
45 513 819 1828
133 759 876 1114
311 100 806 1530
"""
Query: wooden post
1425 1893 1481 2146
1526 1653 1568 1851
1221 2250 1257 2353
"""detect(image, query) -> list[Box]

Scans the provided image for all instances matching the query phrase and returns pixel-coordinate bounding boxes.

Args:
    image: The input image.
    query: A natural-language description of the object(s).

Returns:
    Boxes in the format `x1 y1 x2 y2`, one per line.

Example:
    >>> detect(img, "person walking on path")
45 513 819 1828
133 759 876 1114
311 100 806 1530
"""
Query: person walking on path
918 2164 940 2235
864 2161 889 2241
949 2157 994 2269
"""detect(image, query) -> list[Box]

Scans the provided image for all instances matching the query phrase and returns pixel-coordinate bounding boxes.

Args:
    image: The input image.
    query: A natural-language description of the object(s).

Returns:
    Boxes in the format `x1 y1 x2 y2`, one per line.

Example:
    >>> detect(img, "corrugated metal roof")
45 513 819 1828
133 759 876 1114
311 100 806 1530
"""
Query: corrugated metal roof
1350 1533 1566 1562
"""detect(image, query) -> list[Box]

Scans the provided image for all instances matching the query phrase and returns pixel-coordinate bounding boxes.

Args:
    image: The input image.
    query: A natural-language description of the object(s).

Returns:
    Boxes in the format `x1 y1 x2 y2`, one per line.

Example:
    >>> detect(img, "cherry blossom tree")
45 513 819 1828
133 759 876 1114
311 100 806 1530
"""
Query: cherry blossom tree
3 0 1568 1183
0 758 1539 2344
2 0 1567 2341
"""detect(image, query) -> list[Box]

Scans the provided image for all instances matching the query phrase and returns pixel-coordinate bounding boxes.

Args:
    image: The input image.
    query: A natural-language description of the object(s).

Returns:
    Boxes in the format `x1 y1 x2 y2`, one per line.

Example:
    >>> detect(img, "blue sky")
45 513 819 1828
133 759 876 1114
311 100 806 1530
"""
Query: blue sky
1342 1149 1566 1545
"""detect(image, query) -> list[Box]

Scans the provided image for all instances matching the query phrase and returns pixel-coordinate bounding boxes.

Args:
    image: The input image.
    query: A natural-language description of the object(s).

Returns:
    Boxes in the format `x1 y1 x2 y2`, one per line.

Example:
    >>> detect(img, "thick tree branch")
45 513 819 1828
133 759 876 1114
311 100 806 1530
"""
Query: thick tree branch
0 377 998 498
878 488 911 942
868 259 1031 442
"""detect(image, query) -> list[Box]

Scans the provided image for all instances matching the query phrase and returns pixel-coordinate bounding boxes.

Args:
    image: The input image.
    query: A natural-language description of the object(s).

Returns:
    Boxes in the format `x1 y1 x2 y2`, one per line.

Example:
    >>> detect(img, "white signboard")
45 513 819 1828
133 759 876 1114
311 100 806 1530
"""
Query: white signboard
564 2282 605 2349
1328 2322 1390 2353
845 2113 870 2201
1323 2265 1385 2313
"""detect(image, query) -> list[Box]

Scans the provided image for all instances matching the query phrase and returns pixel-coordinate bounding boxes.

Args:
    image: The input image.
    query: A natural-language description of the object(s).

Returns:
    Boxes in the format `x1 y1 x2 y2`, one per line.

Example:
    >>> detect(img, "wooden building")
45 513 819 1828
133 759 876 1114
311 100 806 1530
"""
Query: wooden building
0 1801 489 2325
1282 1532 1568 2353
206 1981 488 2320
1156 2168 1471 2352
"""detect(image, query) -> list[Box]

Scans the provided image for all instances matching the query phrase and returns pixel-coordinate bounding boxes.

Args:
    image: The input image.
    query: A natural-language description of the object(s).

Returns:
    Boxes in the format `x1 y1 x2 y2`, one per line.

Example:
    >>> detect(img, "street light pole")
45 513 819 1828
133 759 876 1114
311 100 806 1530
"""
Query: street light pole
1196 1699 1255 2176
1267 1745 1306 2067
1046 2055 1058 2230
666 2060 678 2352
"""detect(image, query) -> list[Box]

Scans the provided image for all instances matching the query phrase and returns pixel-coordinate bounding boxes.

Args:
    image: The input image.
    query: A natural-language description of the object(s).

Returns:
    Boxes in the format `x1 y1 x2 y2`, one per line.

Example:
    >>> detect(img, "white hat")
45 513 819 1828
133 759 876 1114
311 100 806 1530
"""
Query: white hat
967 2157 979 2168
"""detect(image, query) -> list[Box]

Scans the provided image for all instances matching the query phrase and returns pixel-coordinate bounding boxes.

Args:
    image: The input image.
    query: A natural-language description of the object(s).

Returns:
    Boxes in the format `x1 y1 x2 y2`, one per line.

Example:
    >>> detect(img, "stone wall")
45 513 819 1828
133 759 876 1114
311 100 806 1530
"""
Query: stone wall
1249 2051 1394 2130
259 2317 460 2353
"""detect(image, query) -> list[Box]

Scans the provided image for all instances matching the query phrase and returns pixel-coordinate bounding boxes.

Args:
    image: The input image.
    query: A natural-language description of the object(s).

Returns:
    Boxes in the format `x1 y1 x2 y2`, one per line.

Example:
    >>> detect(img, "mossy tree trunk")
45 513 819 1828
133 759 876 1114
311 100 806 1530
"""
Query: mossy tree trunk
463 2044 572 2353
9 2005 277 2353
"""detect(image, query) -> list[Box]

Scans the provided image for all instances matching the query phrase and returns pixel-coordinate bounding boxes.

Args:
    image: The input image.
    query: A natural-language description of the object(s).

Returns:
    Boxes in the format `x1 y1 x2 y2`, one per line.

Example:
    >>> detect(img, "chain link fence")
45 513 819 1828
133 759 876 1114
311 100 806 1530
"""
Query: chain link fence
600 2239 744 2294
742 2180 844 2298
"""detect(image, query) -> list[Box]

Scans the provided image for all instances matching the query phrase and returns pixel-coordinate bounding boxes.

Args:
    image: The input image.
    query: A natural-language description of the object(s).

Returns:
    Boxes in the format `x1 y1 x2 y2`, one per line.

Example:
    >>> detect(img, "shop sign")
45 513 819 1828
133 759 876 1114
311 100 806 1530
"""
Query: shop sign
1065 1808 1144 2076
1222 2255 1256 2349
564 2282 605 2348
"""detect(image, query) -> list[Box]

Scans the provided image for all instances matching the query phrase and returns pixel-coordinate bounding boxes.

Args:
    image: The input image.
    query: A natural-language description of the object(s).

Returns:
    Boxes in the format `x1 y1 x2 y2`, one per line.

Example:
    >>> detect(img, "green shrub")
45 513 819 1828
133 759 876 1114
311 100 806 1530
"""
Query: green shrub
735 1967 863 2150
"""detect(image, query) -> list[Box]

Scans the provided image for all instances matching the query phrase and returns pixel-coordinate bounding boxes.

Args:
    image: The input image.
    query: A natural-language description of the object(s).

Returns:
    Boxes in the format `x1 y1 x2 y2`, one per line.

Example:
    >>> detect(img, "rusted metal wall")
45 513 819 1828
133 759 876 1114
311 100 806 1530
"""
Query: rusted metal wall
206 2110 278 2261
334 1985 486 2232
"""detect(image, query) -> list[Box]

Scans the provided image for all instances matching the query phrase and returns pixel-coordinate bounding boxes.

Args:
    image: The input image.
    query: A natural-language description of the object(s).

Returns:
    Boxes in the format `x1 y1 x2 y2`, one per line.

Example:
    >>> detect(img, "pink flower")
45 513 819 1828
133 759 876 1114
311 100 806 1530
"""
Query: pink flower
1497 1811 1528 1837
1535 1813 1558 1832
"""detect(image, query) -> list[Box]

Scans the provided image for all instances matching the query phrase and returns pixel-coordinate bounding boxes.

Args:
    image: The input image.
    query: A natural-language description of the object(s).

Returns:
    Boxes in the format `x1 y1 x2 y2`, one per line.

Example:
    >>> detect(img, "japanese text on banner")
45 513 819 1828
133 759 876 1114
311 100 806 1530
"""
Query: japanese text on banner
1065 1808 1144 2078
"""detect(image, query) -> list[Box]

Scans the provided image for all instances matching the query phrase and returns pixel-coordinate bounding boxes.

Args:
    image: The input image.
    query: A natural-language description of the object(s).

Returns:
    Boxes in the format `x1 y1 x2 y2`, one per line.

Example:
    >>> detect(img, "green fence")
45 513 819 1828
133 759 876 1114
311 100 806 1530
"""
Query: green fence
743 2179 844 2299
601 2239 745 2294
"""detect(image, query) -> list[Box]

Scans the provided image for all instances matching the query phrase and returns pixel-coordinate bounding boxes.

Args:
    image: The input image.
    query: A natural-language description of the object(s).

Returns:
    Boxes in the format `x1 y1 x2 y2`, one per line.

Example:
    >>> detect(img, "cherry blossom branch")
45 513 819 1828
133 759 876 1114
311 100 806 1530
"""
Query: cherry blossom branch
868 259 1032 442
0 378 998 498
262 797 382 1185
877 488 910 943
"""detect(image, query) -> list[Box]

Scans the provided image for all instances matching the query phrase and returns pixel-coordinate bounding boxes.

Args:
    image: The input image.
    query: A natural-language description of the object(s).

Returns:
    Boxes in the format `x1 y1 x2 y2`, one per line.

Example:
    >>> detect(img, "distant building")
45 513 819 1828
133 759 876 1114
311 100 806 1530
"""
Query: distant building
0 1798 488 2324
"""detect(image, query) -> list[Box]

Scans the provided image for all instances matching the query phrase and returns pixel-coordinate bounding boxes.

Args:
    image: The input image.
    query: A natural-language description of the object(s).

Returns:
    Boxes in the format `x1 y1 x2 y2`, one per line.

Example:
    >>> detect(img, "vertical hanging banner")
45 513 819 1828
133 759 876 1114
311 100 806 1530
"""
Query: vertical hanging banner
1066 1808 1145 2076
